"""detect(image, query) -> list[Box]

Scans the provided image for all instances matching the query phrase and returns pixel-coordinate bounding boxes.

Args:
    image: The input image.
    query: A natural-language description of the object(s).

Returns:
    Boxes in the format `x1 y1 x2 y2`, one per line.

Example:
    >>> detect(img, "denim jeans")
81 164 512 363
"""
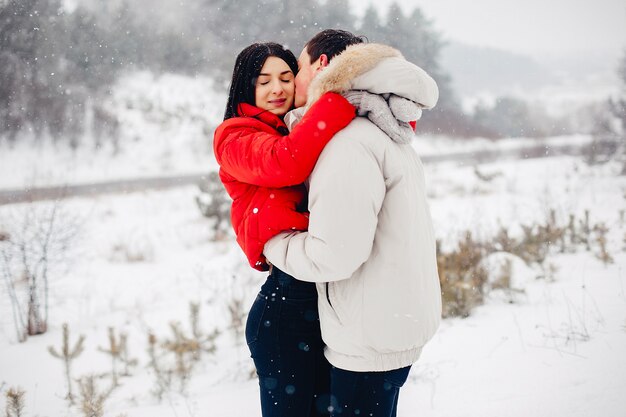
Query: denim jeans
246 266 331 417
329 365 412 417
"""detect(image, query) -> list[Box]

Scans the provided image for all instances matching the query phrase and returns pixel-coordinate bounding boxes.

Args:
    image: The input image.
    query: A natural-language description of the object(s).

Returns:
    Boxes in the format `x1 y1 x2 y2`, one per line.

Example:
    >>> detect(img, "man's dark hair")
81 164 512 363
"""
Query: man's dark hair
224 42 298 120
305 29 367 64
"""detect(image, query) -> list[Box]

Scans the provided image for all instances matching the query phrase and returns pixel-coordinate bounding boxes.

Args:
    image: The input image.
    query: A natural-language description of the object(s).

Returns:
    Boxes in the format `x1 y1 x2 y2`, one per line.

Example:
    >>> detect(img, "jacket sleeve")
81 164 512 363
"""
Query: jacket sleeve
263 134 386 282
213 92 355 188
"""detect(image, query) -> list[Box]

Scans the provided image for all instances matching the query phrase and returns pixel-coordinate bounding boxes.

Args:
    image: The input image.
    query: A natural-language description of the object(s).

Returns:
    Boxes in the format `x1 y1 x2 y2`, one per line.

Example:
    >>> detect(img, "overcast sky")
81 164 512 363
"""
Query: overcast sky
351 0 626 61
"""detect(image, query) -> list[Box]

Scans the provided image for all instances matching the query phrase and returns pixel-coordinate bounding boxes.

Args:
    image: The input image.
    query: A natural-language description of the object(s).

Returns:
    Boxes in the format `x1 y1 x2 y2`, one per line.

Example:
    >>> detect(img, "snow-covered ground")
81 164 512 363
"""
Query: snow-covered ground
1 150 625 416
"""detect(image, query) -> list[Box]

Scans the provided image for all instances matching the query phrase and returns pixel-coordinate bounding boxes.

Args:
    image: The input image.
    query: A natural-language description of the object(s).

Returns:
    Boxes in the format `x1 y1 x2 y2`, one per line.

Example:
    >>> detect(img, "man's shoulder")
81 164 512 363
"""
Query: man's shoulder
330 117 389 149
313 117 388 173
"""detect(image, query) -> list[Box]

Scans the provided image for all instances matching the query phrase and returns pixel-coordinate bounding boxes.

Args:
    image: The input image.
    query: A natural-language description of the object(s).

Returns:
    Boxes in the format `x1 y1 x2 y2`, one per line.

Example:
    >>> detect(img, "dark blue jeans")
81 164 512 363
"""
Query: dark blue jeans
246 266 331 417
329 365 412 417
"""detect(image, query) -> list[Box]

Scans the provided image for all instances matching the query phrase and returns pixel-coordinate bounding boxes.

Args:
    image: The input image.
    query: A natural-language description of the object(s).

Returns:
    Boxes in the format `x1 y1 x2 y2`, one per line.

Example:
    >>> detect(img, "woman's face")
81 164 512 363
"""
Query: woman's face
254 56 295 116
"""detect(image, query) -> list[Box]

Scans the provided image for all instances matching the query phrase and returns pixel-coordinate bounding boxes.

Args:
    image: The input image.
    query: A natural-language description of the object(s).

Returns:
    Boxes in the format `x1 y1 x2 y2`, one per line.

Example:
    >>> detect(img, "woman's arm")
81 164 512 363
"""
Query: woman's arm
213 92 355 188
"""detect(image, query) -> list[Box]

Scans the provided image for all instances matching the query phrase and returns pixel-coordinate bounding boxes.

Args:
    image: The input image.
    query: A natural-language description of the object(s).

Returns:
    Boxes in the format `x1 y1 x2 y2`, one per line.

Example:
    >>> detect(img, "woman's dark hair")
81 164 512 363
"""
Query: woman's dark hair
305 29 366 64
224 42 298 120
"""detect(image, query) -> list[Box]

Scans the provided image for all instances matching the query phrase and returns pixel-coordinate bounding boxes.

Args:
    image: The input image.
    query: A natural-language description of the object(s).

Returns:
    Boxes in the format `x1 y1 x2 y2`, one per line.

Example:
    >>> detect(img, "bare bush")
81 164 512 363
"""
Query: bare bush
438 207 615 317
1 203 80 341
437 232 489 318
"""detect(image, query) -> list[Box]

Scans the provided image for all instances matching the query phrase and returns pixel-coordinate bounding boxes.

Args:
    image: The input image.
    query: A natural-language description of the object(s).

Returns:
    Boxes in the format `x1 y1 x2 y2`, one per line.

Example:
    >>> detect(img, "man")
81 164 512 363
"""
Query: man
264 29 442 416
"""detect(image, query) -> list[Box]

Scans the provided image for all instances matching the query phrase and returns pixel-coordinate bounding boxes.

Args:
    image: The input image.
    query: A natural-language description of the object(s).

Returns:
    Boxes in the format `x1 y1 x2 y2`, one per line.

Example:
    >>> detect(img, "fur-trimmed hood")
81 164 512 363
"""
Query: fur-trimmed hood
305 43 439 111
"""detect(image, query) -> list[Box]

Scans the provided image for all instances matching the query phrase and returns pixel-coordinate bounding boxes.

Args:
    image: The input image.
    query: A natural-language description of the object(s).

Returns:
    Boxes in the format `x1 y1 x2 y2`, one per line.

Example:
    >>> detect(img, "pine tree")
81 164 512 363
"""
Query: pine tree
65 5 119 90
0 0 67 140
613 49 626 173
614 49 626 134
5 387 26 417
48 323 86 403
317 0 355 32
359 5 382 41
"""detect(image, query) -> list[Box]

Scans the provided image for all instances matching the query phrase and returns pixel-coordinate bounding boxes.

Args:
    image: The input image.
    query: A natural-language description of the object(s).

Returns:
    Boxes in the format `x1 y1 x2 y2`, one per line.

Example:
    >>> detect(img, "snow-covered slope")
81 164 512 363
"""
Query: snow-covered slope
0 71 226 189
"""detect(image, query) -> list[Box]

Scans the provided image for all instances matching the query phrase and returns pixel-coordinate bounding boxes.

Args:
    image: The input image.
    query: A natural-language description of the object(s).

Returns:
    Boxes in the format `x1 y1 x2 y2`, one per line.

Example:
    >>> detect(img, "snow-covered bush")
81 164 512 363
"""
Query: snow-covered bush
0 203 79 341
196 172 231 240
437 207 617 317
437 232 489 318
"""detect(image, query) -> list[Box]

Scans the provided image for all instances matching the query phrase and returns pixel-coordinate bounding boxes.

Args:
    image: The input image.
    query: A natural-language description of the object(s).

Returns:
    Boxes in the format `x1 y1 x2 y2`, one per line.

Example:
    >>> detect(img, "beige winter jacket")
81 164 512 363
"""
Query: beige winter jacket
264 43 442 372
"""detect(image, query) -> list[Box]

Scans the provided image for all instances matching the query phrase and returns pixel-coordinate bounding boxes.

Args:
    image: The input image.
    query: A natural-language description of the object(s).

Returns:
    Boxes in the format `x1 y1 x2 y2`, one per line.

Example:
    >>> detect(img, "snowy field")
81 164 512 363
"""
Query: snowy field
1 148 625 416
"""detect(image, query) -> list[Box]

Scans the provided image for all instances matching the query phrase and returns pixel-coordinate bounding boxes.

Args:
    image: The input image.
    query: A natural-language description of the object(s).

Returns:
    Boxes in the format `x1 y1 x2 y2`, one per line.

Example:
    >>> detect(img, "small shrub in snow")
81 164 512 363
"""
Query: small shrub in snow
5 387 26 417
77 375 115 417
491 258 512 289
577 210 592 251
147 331 174 401
481 253 529 304
196 172 231 240
109 233 155 263
490 209 613 268
48 323 86 405
593 223 613 265
227 297 246 345
147 302 219 399
438 207 616 317
98 327 138 387
473 166 502 182
504 209 566 265
437 232 489 318
189 302 220 359
161 322 201 393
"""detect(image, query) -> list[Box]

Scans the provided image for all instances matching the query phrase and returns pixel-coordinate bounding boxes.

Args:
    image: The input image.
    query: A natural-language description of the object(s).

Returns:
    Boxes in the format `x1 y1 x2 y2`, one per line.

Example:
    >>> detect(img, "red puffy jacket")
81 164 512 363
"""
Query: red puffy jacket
213 92 355 271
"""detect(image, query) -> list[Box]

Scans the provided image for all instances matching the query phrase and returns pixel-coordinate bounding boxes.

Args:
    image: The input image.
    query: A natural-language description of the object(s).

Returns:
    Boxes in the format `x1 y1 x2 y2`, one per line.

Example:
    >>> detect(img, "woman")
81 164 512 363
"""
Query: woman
213 42 355 417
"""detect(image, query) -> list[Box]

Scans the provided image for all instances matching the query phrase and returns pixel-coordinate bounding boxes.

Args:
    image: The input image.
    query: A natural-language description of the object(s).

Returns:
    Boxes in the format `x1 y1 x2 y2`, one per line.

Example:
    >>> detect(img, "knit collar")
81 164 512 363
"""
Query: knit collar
238 103 288 132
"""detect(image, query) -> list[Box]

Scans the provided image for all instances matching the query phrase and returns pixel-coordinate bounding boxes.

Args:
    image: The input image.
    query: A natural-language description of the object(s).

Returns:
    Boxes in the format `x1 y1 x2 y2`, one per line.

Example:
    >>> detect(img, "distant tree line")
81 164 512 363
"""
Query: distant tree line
0 0 184 144
0 0 575 145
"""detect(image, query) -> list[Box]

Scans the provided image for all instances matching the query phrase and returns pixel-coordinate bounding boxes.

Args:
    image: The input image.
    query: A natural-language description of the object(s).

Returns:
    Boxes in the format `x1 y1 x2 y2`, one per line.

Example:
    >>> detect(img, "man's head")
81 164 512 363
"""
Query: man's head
294 29 366 107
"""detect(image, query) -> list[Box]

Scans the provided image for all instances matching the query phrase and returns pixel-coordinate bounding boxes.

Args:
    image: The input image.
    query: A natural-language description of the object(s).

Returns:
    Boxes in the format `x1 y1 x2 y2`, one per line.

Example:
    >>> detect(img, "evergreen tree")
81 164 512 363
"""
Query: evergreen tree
368 3 464 135
612 49 626 173
473 96 535 137
380 3 410 53
614 49 626 135
193 0 249 78
65 6 118 90
104 0 142 70
316 0 355 32
359 5 382 41
0 0 70 140
273 0 319 51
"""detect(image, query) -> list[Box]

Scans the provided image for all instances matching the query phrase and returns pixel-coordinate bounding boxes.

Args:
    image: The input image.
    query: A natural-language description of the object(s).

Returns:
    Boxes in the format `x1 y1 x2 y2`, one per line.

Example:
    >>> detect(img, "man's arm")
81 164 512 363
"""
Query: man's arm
264 133 386 282
213 93 354 189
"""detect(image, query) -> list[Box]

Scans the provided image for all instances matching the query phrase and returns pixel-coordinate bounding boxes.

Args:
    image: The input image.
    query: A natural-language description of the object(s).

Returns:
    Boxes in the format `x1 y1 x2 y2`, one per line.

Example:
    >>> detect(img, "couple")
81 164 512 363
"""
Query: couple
213 29 442 417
